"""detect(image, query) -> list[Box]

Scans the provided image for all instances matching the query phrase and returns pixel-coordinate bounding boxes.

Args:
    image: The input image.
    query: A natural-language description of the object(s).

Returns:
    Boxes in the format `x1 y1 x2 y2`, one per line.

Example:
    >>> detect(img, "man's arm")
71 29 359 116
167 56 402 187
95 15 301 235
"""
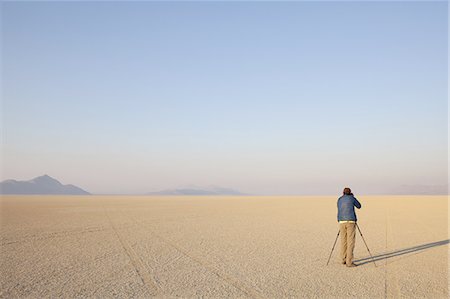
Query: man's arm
354 197 362 209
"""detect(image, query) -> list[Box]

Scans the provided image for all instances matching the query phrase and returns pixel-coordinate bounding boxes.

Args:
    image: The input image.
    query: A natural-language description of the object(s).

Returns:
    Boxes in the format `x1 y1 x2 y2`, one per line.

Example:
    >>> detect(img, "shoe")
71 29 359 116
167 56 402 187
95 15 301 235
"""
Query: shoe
346 263 357 267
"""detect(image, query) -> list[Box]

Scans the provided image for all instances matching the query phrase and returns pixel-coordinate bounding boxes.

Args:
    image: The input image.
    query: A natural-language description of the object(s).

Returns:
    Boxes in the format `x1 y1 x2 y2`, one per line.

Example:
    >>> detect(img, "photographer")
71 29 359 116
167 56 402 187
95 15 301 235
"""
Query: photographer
337 187 362 267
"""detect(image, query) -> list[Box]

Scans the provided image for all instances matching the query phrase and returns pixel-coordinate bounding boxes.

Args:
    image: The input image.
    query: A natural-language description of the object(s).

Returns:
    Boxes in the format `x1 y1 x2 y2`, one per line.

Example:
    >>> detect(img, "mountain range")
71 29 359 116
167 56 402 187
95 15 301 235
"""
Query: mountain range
0 175 91 195
0 175 446 195
0 175 244 196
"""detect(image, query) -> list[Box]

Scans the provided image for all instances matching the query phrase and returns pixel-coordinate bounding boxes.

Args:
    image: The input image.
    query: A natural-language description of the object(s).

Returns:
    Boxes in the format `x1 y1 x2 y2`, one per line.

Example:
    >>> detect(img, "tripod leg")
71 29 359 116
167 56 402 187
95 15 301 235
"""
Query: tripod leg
326 229 340 266
356 223 377 267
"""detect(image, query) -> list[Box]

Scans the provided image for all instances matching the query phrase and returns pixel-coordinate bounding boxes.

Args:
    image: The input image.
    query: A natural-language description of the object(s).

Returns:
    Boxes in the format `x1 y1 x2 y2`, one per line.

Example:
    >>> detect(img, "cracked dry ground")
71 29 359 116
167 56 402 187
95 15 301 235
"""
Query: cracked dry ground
1 195 447 298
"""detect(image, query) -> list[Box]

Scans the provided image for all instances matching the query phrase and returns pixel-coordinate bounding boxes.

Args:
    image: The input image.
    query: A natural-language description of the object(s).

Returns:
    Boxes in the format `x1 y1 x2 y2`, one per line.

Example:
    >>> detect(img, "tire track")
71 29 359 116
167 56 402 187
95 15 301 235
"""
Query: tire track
384 206 388 299
386 206 401 298
123 213 266 299
103 208 162 297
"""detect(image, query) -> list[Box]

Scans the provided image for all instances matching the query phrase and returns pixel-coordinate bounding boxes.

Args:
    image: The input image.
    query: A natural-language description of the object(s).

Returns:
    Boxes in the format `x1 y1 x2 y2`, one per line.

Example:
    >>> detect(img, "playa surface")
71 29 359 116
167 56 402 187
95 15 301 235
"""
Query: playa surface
0 195 447 298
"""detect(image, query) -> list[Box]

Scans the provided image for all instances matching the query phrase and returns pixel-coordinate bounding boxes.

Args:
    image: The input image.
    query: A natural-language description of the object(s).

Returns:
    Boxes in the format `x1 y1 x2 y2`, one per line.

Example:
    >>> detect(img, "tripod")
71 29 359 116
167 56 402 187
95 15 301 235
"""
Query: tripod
326 223 377 267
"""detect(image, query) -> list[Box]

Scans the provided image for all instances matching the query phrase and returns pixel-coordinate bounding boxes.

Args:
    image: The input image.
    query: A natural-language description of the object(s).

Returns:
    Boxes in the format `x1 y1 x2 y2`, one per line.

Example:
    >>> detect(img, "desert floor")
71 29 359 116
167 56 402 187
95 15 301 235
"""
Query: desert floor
0 195 448 298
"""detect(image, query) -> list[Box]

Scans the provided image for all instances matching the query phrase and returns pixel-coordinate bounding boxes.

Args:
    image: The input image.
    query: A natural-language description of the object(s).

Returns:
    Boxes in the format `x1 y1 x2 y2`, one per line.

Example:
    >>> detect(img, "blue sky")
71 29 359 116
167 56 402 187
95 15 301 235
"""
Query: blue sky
1 2 447 194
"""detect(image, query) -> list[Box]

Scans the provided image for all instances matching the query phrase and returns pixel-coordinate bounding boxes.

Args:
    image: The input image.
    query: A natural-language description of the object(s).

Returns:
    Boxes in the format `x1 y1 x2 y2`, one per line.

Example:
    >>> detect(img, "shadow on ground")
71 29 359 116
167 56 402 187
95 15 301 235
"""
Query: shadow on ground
354 239 449 266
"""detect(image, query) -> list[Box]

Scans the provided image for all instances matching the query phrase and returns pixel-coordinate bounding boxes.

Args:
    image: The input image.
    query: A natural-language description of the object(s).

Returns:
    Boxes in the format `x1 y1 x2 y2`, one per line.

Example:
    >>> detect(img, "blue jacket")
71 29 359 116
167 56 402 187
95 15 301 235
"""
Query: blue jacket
337 194 361 221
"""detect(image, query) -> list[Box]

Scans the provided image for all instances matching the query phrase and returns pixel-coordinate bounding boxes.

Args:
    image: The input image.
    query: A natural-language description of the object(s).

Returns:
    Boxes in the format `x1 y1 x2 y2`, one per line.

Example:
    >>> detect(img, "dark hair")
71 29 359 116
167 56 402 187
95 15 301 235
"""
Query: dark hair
343 187 352 195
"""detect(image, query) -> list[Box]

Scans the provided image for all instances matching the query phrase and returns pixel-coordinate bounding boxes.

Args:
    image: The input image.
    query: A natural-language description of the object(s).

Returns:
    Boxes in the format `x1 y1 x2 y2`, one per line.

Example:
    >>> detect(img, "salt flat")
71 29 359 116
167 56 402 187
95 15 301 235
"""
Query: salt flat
0 195 447 298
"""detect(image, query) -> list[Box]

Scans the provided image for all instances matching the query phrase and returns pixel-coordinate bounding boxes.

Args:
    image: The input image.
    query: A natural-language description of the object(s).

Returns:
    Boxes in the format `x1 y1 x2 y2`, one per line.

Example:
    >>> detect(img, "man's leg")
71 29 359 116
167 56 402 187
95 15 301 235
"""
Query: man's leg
346 223 356 265
339 223 347 264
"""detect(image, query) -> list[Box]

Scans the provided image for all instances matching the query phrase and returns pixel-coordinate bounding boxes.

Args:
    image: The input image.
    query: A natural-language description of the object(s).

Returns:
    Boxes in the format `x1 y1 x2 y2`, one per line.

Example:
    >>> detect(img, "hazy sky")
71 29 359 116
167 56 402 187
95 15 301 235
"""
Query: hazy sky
1 2 447 195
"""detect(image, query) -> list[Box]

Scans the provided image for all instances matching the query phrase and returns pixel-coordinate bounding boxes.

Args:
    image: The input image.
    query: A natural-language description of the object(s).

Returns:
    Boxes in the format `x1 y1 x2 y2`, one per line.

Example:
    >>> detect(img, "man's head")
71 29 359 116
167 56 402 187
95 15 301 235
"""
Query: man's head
343 187 352 195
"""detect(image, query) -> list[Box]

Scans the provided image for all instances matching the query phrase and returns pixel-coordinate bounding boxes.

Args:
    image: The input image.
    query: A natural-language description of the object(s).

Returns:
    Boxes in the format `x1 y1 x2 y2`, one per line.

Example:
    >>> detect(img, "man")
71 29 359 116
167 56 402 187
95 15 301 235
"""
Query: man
337 187 361 267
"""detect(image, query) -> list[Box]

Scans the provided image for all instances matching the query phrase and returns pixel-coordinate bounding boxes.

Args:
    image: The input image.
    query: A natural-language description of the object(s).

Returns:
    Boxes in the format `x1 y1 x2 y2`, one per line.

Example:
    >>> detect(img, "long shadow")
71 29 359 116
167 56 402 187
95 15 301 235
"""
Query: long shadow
354 239 449 266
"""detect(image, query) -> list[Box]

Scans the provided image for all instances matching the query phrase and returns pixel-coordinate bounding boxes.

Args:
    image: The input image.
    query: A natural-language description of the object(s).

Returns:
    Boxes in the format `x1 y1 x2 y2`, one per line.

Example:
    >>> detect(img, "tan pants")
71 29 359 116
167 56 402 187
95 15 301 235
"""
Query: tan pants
340 222 356 265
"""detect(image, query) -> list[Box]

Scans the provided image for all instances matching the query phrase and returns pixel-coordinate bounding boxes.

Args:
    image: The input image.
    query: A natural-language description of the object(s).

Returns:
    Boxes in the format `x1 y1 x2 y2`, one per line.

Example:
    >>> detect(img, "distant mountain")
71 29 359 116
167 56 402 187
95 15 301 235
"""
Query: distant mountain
0 175 90 195
148 186 245 196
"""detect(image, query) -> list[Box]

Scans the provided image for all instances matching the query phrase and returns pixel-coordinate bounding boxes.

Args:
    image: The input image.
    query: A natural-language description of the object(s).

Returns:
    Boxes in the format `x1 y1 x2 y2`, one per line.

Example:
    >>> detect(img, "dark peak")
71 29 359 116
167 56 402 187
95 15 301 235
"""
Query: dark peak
0 175 90 195
30 174 62 185
39 174 52 180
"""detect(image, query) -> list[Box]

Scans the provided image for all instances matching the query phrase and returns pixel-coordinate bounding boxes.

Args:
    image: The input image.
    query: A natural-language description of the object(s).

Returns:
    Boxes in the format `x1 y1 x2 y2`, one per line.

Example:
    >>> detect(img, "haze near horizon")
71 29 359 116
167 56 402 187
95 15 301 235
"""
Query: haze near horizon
1 2 447 195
